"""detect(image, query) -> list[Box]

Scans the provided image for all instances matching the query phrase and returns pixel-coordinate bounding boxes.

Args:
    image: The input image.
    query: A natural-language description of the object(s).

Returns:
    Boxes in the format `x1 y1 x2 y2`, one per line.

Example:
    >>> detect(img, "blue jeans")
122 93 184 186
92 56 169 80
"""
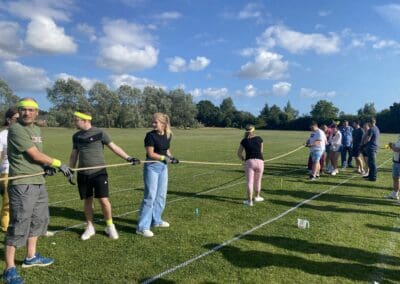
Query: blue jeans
367 150 377 180
341 145 353 167
137 161 168 231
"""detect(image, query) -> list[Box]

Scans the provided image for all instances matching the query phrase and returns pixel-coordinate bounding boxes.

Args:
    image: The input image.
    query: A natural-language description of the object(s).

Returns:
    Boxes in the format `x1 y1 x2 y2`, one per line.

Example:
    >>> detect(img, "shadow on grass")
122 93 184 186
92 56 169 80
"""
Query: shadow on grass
267 189 394 206
366 224 400 233
268 199 398 218
166 175 246 205
243 235 400 266
204 243 400 282
139 278 176 283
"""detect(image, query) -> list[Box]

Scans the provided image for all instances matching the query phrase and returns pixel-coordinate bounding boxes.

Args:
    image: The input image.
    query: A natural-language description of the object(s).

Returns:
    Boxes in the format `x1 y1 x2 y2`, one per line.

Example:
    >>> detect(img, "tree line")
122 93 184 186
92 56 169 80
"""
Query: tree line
1 77 400 132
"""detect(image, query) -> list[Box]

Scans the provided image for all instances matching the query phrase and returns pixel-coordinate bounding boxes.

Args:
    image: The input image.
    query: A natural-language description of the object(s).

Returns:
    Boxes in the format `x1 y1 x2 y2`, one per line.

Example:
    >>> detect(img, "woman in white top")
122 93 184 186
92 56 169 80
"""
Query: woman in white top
328 124 342 176
0 108 19 232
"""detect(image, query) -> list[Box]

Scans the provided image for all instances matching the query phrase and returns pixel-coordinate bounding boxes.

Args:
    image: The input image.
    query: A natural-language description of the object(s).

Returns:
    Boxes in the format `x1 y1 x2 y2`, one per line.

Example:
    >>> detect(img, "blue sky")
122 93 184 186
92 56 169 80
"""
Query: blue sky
0 0 400 116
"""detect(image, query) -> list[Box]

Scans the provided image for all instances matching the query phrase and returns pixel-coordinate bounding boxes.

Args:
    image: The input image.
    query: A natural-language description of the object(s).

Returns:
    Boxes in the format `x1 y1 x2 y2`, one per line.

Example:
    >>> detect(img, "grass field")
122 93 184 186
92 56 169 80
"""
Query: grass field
1 127 400 283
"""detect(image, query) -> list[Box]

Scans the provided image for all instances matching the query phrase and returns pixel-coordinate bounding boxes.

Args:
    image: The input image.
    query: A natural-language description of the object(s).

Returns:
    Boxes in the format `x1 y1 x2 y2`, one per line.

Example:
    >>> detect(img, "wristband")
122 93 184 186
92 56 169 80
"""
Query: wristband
160 155 165 161
51 159 62 167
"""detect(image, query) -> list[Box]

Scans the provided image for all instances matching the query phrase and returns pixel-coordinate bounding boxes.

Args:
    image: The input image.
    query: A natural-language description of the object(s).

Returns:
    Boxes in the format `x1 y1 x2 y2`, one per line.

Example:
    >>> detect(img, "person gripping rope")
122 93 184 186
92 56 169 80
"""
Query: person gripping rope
3 98 73 284
136 113 179 238
69 110 140 241
385 136 400 203
0 109 19 232
237 124 264 206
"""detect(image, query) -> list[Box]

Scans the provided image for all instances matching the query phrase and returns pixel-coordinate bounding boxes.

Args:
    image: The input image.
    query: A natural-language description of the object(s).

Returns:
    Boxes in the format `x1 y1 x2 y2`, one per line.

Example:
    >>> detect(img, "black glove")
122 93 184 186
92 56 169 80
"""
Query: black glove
59 164 75 185
163 155 179 164
127 156 141 165
43 165 57 177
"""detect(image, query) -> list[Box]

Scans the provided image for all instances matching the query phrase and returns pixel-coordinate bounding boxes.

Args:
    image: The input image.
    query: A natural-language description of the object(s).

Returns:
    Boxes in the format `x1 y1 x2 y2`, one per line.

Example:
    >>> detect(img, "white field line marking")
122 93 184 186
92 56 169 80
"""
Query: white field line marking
369 216 400 283
51 177 247 234
141 158 392 284
47 146 303 206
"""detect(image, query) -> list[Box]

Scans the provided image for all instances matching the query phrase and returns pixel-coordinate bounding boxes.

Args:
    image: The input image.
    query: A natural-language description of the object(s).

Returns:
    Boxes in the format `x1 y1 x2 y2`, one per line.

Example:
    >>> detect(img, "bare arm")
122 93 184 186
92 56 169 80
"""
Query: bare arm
25 146 57 165
69 149 79 168
106 142 130 160
146 146 164 161
237 145 245 161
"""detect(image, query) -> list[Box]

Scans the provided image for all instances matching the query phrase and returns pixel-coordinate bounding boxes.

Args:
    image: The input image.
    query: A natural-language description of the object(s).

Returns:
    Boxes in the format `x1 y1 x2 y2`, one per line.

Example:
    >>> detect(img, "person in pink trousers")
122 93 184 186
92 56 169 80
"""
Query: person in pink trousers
237 124 264 206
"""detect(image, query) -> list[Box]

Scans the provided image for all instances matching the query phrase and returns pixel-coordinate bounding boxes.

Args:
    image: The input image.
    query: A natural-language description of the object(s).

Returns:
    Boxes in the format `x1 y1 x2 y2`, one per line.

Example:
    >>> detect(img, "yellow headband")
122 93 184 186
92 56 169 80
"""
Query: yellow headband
74 111 92 121
17 100 39 109
246 127 255 132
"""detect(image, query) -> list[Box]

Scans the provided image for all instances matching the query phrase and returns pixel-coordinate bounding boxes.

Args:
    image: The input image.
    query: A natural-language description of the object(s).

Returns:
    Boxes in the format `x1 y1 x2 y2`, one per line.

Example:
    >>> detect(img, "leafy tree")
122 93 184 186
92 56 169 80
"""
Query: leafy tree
47 78 90 127
357 102 376 122
310 100 339 123
283 101 299 121
88 83 120 128
196 100 220 126
116 85 143 128
169 89 197 127
0 78 20 118
141 87 172 126
219 97 236 127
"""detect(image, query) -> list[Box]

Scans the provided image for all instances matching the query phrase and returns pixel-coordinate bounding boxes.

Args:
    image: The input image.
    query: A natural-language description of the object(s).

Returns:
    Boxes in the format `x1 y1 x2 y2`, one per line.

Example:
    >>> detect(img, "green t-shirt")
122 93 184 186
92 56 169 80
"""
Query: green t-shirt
72 127 112 175
8 122 45 185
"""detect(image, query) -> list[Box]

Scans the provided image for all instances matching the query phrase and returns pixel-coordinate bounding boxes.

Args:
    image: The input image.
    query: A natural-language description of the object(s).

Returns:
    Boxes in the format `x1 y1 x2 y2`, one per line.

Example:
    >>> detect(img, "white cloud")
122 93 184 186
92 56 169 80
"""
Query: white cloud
0 21 24 59
318 10 331 17
299 88 336 98
272 82 291 96
167 56 210 72
374 4 400 26
258 25 340 54
55 73 98 91
97 19 158 73
110 74 163 90
154 11 182 20
0 0 73 21
372 39 400 50
77 23 97 42
238 49 288 80
26 16 77 53
189 87 229 99
1 60 50 92
238 3 262 20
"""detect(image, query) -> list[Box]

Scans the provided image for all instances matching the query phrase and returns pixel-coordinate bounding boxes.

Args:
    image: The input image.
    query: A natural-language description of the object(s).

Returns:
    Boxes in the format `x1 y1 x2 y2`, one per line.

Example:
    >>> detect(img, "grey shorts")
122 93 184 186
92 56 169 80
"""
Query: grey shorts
6 184 49 248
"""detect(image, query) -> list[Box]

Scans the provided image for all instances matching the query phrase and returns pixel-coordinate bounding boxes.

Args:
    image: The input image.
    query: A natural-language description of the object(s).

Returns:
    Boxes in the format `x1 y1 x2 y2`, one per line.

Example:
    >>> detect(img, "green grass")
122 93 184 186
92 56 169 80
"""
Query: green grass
2 127 400 283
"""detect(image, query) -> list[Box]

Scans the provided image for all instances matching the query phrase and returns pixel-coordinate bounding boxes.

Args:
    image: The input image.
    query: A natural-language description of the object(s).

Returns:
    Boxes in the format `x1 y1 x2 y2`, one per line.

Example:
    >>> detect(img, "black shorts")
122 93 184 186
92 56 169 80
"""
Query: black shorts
352 147 361 157
77 169 109 200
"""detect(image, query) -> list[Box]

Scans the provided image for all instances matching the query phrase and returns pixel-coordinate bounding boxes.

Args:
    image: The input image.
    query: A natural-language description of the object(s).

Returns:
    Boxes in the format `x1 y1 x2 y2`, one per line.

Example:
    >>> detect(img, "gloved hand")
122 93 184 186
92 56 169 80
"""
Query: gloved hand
59 164 75 185
162 155 179 164
43 165 57 177
127 156 141 165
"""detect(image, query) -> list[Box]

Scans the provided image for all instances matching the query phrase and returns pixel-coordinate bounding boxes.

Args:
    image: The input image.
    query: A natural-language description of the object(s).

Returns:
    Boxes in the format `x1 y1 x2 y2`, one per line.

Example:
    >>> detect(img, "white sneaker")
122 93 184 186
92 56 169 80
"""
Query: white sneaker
81 225 95 240
104 224 119 240
136 229 154 237
153 221 170 228
44 231 55 237
243 200 253 206
362 172 369 177
384 191 399 200
254 196 264 202
331 169 337 176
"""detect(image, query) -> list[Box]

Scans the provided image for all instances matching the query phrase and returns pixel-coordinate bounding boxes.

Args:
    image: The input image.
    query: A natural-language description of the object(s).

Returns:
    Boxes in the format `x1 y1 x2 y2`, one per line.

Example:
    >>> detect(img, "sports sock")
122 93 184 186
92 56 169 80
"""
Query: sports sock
106 219 113 226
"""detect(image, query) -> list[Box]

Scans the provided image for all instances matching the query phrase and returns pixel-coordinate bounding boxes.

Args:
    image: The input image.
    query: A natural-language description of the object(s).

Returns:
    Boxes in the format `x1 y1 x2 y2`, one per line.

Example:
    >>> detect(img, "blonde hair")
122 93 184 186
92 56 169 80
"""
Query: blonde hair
153 112 172 138
244 124 255 139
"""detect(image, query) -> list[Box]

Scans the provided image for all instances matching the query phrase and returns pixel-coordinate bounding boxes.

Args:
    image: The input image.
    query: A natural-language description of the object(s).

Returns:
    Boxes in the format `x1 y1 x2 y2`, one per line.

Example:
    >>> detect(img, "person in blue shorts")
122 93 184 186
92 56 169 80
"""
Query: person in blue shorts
305 121 326 181
385 136 400 203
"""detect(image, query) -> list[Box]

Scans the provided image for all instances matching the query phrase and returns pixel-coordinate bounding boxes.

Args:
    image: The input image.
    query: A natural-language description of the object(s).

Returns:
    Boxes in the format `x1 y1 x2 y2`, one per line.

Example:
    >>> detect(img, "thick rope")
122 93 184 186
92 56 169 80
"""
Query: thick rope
0 145 305 182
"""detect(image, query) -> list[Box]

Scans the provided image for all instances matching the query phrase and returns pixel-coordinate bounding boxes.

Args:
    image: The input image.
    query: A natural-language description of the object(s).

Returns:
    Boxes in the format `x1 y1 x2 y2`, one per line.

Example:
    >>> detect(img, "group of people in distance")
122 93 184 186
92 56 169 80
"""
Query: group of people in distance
0 98 179 284
306 118 380 182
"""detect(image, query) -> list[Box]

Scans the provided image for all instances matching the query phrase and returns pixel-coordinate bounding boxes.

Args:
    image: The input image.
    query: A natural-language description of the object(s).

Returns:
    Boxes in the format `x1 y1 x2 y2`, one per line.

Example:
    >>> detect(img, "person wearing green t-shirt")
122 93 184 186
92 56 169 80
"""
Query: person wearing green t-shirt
3 98 73 284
